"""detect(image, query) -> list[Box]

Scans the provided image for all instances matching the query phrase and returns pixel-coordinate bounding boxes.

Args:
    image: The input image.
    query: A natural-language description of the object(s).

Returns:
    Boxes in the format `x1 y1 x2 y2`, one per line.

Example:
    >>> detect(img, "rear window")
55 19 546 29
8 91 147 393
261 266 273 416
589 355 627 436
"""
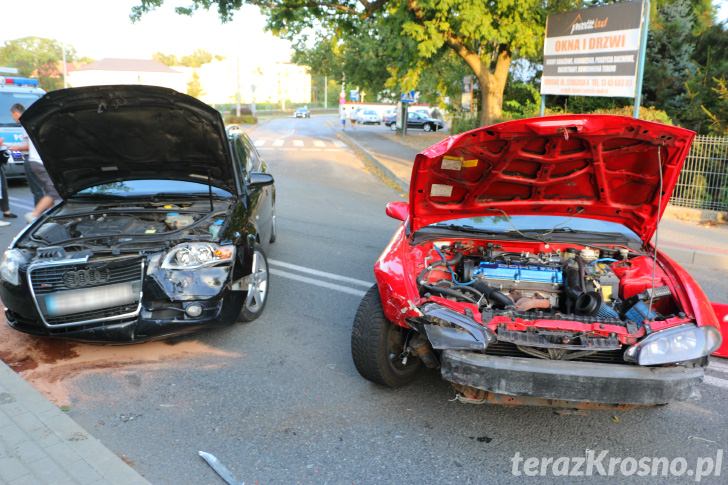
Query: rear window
0 92 41 125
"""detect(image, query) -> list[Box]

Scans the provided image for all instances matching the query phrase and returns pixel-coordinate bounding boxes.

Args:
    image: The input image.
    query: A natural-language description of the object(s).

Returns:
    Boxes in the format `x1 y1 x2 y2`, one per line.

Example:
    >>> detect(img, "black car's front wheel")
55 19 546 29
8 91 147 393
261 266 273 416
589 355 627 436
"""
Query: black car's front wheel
351 285 421 388
423 123 433 132
238 245 269 322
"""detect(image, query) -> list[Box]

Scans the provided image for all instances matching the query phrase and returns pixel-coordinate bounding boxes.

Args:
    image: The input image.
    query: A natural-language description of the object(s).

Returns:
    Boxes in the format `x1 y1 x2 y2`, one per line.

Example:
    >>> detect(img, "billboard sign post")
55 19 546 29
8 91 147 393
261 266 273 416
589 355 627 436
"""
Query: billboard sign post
540 0 649 118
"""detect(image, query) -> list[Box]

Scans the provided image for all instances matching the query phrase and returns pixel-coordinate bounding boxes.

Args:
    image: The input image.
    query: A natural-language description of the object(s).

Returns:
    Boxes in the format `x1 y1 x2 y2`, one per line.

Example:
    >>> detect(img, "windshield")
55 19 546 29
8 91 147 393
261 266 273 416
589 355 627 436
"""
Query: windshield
0 92 41 125
75 179 233 198
428 215 641 241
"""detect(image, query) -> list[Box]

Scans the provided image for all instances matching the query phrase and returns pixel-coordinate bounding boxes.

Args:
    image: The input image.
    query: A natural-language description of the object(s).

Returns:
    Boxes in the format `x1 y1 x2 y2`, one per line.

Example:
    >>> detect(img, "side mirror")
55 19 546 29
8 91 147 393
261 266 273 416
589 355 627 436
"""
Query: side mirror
249 172 274 188
385 201 409 221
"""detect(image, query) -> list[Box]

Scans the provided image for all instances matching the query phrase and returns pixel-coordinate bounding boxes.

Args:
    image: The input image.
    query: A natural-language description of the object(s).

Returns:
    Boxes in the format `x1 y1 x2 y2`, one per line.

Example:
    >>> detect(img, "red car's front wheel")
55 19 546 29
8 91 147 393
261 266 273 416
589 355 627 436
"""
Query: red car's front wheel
351 285 421 387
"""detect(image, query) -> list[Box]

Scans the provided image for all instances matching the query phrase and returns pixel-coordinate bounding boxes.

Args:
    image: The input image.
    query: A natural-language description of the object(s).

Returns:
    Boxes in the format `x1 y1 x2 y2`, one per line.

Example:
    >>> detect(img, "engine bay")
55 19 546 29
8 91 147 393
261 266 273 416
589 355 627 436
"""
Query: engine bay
23 200 230 247
417 240 682 329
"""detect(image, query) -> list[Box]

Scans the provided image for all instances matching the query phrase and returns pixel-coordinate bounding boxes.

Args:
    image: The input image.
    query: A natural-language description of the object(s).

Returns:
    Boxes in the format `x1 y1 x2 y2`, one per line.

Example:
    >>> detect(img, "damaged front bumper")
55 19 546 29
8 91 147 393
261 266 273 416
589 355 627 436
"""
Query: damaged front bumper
416 303 705 406
440 351 704 405
0 252 241 343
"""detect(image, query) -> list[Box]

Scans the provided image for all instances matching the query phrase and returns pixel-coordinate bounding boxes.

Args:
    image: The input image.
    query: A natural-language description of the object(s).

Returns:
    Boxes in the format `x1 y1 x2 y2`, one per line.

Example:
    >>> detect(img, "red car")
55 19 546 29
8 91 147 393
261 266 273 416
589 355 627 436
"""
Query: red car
351 115 723 408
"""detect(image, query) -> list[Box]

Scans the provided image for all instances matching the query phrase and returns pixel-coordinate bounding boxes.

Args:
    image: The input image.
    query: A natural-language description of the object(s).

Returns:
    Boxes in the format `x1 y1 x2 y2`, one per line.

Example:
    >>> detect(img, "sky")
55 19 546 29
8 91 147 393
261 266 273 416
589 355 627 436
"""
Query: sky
1 0 726 64
0 0 292 63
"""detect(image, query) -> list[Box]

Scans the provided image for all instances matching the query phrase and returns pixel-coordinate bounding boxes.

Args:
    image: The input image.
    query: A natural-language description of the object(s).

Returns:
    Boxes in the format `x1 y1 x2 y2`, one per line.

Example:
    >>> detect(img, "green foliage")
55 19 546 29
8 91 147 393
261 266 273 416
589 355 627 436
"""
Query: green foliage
643 0 696 119
684 23 728 135
0 37 78 91
450 114 481 134
152 52 178 66
225 114 257 124
186 71 204 98
502 82 541 118
154 49 217 67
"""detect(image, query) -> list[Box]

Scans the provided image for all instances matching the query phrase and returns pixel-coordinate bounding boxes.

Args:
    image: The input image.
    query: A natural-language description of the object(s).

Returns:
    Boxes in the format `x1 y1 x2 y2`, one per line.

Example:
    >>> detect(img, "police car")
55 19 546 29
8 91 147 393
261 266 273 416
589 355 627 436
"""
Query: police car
0 68 45 180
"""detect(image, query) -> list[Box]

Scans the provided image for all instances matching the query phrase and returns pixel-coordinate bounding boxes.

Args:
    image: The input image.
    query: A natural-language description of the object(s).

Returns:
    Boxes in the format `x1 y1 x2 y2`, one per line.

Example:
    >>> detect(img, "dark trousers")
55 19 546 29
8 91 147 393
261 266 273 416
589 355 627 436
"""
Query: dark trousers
0 164 8 213
24 160 43 205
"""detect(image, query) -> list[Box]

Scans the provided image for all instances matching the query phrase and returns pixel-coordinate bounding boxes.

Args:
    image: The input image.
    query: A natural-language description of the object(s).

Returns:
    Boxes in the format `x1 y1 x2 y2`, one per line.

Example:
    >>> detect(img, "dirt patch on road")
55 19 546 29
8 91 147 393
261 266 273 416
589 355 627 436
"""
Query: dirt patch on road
0 319 239 406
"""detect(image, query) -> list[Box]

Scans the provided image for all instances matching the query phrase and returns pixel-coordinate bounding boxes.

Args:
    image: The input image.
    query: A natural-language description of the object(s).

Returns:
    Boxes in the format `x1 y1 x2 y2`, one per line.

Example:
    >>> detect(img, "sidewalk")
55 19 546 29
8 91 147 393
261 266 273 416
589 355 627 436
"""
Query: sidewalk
0 362 148 484
338 127 728 270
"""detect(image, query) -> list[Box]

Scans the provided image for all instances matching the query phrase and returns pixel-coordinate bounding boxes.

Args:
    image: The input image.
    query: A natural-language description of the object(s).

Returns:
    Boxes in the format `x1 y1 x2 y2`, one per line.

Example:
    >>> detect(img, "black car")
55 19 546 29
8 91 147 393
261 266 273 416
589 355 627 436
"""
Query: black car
0 85 276 342
402 111 445 132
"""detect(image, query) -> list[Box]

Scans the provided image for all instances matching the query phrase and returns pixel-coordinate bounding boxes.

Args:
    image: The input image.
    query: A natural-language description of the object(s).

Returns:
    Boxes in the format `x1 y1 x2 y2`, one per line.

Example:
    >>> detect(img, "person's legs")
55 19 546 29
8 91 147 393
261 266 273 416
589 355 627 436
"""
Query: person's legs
0 164 9 213
26 162 59 222
24 160 43 205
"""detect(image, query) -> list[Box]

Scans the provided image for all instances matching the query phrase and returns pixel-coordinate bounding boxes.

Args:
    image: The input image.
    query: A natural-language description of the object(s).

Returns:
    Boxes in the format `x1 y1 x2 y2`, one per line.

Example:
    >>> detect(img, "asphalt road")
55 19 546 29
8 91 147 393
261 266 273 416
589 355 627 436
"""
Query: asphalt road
1 116 727 484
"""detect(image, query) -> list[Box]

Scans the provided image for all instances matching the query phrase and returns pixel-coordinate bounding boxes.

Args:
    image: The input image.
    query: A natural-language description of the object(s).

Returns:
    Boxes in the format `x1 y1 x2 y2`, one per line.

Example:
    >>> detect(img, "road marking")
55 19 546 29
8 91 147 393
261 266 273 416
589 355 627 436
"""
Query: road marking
270 268 367 297
704 374 728 389
313 140 326 148
272 139 284 147
268 259 372 288
254 139 266 147
709 359 728 374
292 139 304 147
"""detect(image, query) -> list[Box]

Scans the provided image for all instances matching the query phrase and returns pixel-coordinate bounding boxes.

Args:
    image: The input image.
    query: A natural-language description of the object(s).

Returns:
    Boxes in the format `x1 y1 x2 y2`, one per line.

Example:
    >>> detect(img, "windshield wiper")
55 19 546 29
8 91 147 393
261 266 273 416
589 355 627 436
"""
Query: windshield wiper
427 224 509 236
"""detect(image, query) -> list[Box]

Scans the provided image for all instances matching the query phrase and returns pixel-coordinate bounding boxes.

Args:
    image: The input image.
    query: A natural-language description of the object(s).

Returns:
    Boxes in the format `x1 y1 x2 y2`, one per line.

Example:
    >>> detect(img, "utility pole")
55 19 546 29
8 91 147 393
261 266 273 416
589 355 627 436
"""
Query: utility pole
324 75 328 109
633 0 650 119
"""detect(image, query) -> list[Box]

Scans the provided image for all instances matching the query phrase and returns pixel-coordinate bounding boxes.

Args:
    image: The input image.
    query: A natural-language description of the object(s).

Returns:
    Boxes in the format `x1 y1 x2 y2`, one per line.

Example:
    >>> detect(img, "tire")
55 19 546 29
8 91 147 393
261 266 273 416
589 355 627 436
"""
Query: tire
238 245 269 322
390 123 397 131
423 123 432 132
351 285 421 387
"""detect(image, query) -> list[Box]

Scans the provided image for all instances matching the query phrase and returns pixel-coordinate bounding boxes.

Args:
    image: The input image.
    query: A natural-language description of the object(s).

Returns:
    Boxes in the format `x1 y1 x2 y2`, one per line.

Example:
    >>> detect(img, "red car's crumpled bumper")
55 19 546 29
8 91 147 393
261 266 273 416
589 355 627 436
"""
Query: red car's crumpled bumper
441 351 704 406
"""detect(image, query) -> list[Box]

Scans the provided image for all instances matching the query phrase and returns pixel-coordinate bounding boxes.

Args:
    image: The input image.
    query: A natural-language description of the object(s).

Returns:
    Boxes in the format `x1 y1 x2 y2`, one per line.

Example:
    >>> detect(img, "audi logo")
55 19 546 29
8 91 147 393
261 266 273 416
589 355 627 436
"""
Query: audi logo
63 268 111 288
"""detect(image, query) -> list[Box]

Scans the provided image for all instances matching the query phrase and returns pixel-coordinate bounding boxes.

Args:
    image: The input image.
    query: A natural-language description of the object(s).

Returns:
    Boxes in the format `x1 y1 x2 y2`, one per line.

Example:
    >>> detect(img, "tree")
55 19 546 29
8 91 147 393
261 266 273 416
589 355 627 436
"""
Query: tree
187 70 204 98
642 0 696 119
131 0 572 125
152 52 178 66
0 37 77 91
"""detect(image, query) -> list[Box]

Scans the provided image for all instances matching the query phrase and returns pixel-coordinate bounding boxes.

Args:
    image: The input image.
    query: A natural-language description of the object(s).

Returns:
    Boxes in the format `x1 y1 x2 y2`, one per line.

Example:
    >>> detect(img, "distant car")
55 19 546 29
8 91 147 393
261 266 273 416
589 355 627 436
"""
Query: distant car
390 111 445 132
294 107 310 118
382 110 396 127
355 109 382 125
0 85 276 342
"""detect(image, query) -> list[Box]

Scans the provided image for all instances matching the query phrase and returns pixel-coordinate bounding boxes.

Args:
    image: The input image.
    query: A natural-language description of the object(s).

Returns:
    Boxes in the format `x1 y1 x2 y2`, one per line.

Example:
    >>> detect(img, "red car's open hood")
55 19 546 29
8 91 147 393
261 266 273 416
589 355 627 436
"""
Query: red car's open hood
409 115 695 242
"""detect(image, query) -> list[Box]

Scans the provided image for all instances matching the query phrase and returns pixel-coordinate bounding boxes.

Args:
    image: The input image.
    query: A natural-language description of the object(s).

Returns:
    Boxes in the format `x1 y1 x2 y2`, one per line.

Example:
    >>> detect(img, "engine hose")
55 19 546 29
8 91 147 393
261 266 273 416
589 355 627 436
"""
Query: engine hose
471 280 514 309
564 257 601 316
420 283 479 305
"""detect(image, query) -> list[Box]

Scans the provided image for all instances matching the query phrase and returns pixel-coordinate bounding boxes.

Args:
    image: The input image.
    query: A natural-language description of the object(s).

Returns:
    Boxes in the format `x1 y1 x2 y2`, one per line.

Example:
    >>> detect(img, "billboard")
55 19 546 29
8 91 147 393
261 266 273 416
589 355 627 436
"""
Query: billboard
541 1 645 98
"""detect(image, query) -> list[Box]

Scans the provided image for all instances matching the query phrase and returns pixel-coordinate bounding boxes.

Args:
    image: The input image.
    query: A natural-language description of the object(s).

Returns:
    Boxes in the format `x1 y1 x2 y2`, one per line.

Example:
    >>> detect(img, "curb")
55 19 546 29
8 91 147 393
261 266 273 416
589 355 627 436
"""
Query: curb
335 129 409 195
0 361 149 484
661 245 728 271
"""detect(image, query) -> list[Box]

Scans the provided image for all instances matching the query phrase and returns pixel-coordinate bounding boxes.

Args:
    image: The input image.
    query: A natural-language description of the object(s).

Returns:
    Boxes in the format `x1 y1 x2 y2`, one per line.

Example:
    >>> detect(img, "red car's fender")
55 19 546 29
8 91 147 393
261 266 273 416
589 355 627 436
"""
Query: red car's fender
373 225 420 327
711 303 728 358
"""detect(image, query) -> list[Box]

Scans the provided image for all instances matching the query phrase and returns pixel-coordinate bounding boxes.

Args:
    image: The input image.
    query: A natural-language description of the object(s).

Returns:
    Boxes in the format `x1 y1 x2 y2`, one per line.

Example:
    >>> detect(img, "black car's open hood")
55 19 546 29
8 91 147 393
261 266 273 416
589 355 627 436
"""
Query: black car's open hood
21 85 237 198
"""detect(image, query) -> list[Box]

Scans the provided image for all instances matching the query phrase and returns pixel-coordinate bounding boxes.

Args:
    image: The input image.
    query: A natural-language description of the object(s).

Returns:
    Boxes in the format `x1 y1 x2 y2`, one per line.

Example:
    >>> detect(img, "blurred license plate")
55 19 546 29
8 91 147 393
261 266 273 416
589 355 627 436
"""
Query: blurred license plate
43 282 138 317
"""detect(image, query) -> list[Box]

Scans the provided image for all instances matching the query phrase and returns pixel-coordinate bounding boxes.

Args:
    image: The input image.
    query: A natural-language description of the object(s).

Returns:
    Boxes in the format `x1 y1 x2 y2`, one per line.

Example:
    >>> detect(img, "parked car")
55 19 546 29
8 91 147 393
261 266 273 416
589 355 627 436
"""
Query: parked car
0 71 45 180
382 109 396 127
294 106 310 118
351 115 722 408
391 111 445 132
0 85 276 342
355 109 382 125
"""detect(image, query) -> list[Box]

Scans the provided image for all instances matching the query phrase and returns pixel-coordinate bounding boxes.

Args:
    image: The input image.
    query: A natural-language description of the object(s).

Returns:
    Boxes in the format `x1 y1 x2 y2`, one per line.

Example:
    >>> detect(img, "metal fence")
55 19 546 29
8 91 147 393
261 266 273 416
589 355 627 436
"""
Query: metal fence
670 135 728 212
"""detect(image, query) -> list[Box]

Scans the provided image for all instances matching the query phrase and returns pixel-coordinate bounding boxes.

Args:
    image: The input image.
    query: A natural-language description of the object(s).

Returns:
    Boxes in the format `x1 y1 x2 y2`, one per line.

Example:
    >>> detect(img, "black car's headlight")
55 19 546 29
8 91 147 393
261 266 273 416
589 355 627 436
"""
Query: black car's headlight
624 324 722 366
161 243 235 270
0 249 27 286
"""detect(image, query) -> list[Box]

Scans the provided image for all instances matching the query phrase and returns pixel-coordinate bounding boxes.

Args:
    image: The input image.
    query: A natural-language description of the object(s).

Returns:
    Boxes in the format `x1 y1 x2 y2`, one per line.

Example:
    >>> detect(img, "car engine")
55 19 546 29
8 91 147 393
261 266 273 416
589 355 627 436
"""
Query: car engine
418 242 678 327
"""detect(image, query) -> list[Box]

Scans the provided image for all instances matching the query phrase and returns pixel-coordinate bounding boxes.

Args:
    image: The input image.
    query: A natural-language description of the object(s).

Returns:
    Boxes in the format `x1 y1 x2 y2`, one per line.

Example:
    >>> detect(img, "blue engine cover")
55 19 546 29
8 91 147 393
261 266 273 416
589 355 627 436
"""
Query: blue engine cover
473 263 563 284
